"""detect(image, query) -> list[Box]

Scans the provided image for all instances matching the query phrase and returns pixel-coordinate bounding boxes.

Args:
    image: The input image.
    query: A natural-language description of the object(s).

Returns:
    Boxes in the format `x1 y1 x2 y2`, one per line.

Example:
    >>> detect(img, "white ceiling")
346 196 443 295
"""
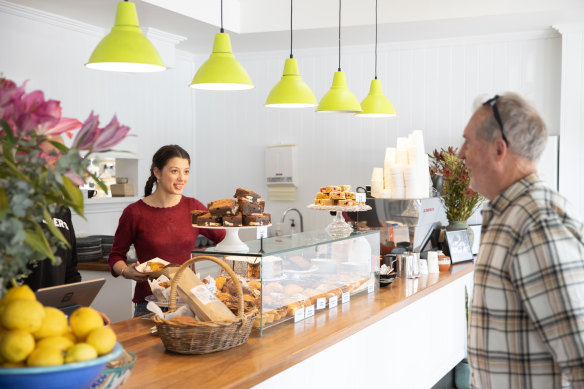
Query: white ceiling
6 0 584 53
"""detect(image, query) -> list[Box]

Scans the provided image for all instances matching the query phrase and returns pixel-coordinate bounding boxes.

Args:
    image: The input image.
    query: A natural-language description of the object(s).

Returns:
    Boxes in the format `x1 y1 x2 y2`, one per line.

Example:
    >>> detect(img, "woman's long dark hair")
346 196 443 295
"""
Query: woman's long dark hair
144 145 191 196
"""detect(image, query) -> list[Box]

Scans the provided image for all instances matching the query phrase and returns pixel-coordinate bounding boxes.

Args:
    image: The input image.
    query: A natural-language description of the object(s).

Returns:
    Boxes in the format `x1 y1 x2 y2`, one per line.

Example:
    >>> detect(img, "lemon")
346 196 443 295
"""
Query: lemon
62 329 77 344
36 335 74 352
0 299 7 317
3 284 36 302
27 345 64 366
86 326 116 355
0 329 35 362
33 307 68 339
2 361 26 368
64 343 97 363
1 299 45 332
69 307 103 340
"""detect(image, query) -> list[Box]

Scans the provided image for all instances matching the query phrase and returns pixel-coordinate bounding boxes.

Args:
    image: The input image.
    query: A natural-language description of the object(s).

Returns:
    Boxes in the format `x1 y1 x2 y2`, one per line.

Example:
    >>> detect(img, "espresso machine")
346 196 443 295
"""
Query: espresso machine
345 197 447 256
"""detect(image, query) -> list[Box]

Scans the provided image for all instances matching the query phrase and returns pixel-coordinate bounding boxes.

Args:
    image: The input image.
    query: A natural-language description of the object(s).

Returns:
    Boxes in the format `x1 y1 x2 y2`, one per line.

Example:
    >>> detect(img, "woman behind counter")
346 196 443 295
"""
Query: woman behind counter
108 145 225 317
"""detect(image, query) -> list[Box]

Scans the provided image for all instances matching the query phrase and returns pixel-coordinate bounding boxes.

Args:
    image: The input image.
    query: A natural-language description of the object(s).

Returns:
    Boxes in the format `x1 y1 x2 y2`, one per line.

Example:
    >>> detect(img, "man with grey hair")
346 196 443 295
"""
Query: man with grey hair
459 93 584 388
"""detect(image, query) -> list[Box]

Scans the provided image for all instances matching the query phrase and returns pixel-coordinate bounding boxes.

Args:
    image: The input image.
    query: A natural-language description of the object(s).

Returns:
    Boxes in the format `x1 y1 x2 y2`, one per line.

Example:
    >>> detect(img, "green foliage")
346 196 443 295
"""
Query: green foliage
429 147 484 223
0 129 87 290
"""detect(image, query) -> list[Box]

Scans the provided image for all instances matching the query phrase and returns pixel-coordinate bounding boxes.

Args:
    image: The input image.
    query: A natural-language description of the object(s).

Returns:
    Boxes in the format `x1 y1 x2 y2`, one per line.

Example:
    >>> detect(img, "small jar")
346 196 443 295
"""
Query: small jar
437 251 451 272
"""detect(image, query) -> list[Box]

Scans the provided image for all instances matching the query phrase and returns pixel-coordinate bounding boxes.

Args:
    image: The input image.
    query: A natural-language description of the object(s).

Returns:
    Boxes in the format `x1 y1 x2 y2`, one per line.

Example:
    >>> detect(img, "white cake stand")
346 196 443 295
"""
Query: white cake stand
307 204 371 238
195 224 271 253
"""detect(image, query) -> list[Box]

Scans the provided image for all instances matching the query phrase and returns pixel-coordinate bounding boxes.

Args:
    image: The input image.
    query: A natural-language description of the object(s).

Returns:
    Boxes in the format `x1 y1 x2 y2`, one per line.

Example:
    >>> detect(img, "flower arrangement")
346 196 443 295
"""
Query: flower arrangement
429 147 483 224
0 77 131 291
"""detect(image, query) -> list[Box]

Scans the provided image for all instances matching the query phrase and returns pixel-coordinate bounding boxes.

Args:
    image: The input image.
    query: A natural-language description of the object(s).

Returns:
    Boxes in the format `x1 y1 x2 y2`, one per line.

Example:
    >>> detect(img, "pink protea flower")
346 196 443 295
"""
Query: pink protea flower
72 112 131 152
11 90 81 137
0 78 26 129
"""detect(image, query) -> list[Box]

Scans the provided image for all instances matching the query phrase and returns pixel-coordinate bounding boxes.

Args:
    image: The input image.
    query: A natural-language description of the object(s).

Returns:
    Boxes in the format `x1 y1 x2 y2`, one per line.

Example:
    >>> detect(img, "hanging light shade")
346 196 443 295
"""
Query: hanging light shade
85 1 166 73
317 71 362 113
265 59 317 108
356 79 396 117
189 32 254 90
317 0 361 113
355 0 396 118
265 0 316 108
189 0 253 90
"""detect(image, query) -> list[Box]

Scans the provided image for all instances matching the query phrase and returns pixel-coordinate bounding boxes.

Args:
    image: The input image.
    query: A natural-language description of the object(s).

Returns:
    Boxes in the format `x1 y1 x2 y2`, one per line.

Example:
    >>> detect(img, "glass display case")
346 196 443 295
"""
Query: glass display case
192 230 380 335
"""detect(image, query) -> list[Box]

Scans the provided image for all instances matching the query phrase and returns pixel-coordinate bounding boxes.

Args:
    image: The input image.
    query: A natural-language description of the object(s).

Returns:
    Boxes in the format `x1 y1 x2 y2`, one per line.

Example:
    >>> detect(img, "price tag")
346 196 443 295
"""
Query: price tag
329 296 338 309
256 226 268 239
294 307 305 323
342 292 350 304
305 305 315 318
367 283 374 294
316 298 326 310
356 192 366 204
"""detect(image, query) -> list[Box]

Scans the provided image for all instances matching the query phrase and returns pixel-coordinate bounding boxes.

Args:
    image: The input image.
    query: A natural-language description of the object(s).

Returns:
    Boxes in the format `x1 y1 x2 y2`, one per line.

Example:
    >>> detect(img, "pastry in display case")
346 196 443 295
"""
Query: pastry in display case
192 230 380 335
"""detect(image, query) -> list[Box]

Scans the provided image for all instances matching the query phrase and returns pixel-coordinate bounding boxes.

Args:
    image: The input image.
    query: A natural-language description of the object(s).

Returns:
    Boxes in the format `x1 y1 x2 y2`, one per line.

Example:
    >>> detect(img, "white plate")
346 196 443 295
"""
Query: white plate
193 224 272 229
307 204 371 212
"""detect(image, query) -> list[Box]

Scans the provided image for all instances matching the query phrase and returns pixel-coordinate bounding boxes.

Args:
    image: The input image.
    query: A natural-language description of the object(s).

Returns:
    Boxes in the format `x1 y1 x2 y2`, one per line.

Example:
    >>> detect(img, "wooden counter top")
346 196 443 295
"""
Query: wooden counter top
112 262 474 389
78 260 110 272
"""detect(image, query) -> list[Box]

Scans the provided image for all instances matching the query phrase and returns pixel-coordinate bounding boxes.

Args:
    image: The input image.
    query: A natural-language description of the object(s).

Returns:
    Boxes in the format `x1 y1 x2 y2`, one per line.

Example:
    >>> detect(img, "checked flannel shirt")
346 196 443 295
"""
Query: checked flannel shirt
468 174 584 388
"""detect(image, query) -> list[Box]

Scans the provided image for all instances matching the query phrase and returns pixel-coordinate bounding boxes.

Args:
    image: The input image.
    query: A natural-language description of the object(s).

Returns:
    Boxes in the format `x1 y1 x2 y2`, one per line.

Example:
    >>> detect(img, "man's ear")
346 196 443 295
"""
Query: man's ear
494 138 507 162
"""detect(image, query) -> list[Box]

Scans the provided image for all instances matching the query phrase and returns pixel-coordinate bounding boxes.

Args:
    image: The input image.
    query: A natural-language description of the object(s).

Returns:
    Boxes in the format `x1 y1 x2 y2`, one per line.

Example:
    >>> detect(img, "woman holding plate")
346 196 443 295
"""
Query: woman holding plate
108 145 225 317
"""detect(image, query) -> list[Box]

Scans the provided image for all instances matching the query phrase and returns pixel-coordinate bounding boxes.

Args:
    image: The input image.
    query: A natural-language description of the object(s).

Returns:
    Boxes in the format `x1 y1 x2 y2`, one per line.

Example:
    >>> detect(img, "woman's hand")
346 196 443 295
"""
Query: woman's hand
121 261 148 283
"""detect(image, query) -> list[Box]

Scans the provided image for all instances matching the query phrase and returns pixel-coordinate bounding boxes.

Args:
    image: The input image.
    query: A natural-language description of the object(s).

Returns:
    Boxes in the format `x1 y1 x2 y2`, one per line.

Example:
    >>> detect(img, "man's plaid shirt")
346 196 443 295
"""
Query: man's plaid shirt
469 174 584 388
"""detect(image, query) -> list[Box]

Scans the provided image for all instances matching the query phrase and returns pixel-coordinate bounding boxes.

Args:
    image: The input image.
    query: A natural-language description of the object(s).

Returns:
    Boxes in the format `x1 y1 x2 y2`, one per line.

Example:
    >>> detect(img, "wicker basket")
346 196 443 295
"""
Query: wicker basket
152 255 257 354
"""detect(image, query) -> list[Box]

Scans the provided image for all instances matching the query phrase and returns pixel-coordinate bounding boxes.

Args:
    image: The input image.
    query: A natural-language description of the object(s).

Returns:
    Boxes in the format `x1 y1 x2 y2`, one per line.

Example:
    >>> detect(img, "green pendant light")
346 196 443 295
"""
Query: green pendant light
355 0 396 117
85 1 166 73
265 0 317 108
317 0 362 113
190 0 254 90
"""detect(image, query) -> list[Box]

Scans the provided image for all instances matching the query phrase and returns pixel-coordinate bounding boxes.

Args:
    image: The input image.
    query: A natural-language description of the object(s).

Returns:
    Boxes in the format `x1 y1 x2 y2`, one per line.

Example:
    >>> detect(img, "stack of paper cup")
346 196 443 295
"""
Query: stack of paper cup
404 164 421 199
391 164 405 199
375 130 431 200
421 154 431 198
396 137 409 166
371 167 384 198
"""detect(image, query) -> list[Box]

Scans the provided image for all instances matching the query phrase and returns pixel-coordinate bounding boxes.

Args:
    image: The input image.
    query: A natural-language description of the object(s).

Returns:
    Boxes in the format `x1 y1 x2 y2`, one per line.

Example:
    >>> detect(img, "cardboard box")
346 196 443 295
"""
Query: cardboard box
110 183 134 197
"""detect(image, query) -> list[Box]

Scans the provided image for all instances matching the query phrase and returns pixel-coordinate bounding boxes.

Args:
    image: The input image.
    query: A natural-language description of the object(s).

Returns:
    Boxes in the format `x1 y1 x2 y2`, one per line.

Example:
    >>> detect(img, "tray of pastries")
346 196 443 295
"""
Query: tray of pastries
212 272 372 330
309 185 371 212
191 188 271 227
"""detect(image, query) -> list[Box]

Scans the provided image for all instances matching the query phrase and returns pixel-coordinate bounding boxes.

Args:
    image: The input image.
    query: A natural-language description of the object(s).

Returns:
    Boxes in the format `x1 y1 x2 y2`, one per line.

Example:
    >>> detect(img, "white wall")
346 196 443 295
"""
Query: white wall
195 31 562 233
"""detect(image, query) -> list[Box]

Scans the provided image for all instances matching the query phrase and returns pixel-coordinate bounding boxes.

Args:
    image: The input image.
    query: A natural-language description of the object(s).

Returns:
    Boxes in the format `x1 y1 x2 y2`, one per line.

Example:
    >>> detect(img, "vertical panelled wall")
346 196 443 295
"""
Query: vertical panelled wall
556 24 584 221
195 32 561 232
0 4 198 200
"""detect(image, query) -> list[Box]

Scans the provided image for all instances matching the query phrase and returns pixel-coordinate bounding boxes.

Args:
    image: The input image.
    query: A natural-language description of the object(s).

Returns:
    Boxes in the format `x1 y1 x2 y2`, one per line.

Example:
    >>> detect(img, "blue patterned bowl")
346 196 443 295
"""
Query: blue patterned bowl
0 342 123 389
90 350 136 389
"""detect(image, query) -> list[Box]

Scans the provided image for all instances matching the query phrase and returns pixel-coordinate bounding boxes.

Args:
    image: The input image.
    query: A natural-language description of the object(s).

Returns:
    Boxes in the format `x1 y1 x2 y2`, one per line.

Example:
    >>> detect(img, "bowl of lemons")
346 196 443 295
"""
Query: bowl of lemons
0 285 122 389
90 349 136 389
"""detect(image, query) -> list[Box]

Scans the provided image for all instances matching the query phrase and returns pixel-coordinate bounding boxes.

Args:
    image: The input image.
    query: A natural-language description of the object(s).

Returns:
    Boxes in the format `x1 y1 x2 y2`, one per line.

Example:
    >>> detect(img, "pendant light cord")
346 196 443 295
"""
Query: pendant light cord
290 0 293 58
375 0 378 79
338 0 341 71
220 0 224 33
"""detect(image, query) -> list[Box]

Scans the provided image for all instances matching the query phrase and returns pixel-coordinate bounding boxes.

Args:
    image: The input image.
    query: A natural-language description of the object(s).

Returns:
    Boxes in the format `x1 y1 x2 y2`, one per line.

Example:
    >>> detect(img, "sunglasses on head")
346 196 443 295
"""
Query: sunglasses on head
483 95 508 146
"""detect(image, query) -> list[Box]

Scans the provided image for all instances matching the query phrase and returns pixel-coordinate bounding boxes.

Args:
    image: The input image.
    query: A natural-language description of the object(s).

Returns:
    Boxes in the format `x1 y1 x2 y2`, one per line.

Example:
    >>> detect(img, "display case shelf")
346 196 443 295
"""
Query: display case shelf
192 230 380 335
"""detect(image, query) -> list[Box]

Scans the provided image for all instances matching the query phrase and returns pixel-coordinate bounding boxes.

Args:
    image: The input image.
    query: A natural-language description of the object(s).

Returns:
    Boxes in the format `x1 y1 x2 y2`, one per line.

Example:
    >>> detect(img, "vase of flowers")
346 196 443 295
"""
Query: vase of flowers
0 77 131 292
429 147 483 230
